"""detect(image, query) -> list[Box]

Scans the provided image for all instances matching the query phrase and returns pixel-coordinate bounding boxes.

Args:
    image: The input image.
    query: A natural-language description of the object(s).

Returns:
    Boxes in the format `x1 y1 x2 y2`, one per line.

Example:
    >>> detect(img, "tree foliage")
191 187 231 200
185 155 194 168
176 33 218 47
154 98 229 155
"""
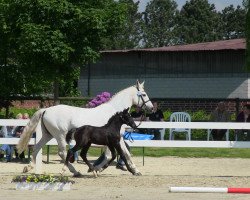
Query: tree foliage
102 0 143 49
0 0 127 99
220 5 246 39
0 0 248 101
176 0 221 44
142 0 178 47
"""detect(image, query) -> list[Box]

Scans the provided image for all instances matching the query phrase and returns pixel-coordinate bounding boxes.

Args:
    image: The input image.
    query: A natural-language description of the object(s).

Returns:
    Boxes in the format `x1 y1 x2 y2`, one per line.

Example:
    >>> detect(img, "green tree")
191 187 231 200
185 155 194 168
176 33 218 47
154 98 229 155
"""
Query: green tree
142 0 179 47
243 0 249 9
102 0 143 49
220 5 246 39
176 0 221 44
0 0 127 103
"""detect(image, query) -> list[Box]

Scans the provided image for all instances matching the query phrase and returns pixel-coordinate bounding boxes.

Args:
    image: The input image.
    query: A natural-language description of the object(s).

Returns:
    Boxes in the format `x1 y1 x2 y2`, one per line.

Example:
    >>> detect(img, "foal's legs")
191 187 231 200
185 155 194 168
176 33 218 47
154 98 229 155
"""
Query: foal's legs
58 139 81 177
61 144 82 175
79 143 97 177
94 137 141 175
100 145 117 171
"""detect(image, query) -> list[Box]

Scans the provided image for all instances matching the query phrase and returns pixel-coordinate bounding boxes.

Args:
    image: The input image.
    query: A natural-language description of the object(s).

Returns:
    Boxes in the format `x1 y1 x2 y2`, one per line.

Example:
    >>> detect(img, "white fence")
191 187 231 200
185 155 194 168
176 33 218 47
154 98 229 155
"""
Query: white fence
1 119 250 173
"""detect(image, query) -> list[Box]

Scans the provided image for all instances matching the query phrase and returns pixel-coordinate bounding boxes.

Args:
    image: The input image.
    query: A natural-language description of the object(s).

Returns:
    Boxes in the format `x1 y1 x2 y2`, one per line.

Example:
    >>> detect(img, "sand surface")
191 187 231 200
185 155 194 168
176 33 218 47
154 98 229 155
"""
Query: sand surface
1 155 250 200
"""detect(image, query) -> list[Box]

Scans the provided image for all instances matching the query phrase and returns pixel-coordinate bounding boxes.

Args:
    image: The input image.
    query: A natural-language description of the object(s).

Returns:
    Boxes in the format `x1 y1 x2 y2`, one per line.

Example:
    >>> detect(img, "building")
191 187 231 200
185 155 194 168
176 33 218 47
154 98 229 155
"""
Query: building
78 39 247 100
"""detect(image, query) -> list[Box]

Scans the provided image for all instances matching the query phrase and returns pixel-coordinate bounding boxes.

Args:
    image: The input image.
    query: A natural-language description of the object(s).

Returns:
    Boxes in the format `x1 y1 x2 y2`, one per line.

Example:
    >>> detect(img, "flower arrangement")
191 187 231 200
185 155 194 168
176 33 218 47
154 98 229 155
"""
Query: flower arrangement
12 174 74 184
86 91 111 108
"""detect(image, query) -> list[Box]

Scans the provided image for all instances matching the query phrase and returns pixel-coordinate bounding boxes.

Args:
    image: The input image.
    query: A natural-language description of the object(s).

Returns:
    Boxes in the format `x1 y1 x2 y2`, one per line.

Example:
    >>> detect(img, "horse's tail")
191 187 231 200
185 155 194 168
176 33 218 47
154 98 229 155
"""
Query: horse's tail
17 109 46 154
66 128 77 144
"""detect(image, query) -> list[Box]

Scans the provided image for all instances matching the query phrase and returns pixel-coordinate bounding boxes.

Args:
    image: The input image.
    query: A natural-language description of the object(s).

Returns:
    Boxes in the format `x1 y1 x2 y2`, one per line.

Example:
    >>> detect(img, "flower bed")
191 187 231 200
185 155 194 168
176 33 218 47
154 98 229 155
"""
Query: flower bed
12 174 74 191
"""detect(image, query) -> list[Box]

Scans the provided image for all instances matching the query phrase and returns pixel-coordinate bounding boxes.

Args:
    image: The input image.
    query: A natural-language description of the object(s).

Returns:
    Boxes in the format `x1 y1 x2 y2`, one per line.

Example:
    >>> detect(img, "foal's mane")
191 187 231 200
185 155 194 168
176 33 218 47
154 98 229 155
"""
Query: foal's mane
105 112 120 126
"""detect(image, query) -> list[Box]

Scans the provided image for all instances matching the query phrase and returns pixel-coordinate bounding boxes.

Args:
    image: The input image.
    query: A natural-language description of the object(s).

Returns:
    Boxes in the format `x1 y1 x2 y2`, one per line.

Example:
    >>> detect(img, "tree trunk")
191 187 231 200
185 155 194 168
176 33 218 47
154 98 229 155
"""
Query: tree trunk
53 80 60 105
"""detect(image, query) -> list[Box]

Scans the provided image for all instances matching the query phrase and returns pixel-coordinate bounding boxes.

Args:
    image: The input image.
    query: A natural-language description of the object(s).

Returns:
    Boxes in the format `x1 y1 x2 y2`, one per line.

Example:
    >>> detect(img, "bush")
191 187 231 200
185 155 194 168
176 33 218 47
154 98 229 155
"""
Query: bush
0 107 38 119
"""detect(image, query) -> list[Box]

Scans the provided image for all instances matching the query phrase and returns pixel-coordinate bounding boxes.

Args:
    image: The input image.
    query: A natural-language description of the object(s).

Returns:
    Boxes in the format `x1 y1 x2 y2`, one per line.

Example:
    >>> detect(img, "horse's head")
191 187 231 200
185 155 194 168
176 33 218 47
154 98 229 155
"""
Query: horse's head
119 108 137 130
133 80 153 112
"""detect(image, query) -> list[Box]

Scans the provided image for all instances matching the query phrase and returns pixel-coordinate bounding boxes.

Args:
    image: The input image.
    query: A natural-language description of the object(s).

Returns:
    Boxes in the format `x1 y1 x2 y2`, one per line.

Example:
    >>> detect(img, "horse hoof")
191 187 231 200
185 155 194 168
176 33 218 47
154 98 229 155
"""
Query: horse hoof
23 166 28 173
133 172 142 176
87 168 93 173
97 168 104 172
93 171 98 178
73 172 82 177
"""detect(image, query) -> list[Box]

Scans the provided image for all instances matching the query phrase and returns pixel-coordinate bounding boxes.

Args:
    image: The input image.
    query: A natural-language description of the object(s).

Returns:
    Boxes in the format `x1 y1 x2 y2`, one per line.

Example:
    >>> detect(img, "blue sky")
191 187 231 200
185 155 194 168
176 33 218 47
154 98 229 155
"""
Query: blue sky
138 0 243 12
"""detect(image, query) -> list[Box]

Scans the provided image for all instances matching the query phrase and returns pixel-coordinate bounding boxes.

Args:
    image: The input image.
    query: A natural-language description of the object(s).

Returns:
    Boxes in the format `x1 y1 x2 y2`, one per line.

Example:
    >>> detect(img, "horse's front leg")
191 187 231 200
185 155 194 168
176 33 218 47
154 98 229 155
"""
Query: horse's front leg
61 148 75 175
118 138 141 175
115 143 139 176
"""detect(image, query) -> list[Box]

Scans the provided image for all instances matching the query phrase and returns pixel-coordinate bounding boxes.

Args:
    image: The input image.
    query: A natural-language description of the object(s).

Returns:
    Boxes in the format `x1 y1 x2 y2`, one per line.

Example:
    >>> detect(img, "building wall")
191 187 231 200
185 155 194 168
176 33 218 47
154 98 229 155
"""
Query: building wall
78 76 249 99
78 48 248 99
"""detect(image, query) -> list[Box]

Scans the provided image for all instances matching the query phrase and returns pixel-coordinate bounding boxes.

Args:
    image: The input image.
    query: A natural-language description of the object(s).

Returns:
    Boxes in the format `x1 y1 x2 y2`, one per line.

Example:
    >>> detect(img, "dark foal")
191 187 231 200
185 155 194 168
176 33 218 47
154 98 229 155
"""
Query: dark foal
62 108 137 177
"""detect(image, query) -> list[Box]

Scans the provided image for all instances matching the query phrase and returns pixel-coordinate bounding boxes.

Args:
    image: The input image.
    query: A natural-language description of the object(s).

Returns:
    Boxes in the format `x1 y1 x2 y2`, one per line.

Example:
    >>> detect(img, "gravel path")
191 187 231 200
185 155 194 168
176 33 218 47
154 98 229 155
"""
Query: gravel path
1 155 250 200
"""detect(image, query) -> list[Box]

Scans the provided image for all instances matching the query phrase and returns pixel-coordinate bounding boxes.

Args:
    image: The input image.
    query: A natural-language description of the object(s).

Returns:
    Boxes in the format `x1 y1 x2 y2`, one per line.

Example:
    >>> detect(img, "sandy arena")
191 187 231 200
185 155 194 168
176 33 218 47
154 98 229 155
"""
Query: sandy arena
1 155 250 200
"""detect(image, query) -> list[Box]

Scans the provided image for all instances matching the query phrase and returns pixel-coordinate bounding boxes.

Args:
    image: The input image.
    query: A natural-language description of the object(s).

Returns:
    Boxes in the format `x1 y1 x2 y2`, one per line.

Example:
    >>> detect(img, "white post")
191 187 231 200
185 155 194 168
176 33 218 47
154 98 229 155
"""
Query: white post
35 121 42 174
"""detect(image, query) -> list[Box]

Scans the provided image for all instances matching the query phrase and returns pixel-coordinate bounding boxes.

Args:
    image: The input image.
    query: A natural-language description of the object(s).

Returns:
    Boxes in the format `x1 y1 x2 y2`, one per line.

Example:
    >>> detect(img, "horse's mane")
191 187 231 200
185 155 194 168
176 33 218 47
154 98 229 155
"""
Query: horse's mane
96 84 136 107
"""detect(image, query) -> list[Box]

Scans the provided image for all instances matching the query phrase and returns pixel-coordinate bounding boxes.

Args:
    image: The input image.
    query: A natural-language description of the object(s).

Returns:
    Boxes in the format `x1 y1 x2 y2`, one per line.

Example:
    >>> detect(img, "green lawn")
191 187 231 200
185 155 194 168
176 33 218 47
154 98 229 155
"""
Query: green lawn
43 146 250 159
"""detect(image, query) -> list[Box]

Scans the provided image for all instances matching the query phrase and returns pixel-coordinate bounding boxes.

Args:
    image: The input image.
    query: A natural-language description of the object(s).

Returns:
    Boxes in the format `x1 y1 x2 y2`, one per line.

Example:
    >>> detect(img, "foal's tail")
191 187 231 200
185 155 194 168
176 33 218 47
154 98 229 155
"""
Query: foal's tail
66 128 77 144
17 109 46 154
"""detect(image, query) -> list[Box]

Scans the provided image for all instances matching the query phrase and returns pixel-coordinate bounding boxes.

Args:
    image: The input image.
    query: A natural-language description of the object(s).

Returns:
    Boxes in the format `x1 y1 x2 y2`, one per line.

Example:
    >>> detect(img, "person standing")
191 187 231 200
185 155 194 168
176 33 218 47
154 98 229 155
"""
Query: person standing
146 102 164 140
0 125 16 162
209 102 231 141
14 113 26 160
235 104 250 141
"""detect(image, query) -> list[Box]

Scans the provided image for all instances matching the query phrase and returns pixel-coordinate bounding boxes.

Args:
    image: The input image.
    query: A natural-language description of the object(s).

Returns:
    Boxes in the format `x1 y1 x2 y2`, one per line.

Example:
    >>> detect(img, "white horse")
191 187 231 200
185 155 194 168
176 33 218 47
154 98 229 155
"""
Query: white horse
17 81 153 176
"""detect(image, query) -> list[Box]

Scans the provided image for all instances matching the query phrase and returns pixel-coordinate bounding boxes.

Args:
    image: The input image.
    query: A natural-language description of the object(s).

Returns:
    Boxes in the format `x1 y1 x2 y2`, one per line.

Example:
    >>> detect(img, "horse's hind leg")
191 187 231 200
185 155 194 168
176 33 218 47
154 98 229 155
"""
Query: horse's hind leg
23 122 52 173
61 145 81 175
79 143 97 177
57 139 81 177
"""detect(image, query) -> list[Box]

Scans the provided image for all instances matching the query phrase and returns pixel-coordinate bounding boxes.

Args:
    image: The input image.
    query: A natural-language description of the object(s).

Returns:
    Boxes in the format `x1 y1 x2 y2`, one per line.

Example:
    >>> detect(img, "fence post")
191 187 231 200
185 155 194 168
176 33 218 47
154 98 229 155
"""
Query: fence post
35 121 43 174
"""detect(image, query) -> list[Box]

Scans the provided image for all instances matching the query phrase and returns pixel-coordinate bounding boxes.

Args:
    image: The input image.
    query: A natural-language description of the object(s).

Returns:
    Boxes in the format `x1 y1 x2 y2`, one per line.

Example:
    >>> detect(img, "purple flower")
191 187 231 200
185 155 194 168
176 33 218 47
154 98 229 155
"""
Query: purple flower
88 102 95 108
101 92 111 98
87 92 111 108
100 96 107 103
96 94 102 100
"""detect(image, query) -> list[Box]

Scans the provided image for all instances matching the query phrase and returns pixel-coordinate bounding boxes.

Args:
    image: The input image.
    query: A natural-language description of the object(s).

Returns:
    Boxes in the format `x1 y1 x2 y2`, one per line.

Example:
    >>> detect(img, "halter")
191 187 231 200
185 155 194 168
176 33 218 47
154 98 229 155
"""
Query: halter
119 113 135 129
136 85 151 109
120 112 143 143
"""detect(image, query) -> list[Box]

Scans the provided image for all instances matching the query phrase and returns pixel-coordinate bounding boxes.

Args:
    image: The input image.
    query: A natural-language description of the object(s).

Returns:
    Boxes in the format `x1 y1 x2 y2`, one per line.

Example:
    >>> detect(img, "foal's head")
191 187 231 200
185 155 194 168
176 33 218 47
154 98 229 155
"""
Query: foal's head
118 108 137 130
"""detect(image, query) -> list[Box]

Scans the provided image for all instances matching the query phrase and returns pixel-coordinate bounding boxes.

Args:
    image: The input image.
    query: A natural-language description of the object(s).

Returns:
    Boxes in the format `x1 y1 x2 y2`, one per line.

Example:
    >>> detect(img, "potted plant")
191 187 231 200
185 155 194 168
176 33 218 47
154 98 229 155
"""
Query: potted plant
12 174 74 191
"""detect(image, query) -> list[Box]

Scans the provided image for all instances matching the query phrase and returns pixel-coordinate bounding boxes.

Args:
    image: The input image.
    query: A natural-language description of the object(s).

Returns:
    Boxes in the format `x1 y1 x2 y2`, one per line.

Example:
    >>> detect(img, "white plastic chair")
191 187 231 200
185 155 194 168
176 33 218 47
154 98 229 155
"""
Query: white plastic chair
207 129 229 141
159 129 166 140
169 112 191 140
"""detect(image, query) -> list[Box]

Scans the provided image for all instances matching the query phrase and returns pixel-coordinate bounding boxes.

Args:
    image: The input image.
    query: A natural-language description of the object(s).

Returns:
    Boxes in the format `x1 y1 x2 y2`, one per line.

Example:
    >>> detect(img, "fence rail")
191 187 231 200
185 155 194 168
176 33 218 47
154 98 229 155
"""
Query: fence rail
1 119 250 173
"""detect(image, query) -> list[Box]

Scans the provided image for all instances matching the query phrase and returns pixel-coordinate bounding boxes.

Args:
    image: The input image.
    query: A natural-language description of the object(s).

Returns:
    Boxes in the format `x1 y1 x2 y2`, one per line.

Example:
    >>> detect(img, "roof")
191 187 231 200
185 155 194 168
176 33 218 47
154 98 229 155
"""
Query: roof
101 38 246 53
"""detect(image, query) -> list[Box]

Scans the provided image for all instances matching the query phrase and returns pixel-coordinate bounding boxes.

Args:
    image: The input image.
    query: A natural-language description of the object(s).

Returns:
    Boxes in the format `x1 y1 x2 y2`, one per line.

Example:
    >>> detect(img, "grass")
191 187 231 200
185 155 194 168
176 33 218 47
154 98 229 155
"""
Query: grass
42 146 250 159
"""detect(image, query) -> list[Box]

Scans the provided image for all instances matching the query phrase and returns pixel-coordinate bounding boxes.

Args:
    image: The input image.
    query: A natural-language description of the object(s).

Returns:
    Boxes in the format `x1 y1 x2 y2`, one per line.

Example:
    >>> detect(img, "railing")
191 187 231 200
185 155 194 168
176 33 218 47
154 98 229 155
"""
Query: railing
1 120 250 173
